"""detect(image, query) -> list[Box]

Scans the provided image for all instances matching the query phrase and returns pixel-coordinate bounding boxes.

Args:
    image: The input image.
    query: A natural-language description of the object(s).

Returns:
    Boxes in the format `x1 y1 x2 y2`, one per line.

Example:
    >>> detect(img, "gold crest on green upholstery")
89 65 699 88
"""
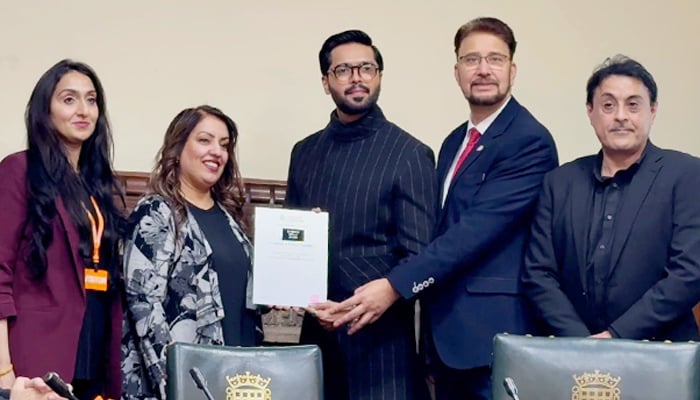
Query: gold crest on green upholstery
166 343 323 400
492 334 700 400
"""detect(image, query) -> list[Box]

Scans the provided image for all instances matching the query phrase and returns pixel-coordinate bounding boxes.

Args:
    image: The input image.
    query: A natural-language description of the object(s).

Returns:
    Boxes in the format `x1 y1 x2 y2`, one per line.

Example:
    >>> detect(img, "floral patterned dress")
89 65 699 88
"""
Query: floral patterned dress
120 194 255 400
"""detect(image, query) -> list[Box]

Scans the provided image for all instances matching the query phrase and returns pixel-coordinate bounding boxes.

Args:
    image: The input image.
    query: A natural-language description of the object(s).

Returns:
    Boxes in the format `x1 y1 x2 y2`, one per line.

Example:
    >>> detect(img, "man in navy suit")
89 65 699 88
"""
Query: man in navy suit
328 17 558 399
522 55 700 341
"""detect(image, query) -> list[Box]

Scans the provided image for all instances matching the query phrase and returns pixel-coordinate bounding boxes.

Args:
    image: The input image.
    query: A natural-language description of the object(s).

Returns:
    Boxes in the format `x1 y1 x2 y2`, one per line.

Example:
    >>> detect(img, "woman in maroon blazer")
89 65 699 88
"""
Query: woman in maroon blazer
0 59 125 399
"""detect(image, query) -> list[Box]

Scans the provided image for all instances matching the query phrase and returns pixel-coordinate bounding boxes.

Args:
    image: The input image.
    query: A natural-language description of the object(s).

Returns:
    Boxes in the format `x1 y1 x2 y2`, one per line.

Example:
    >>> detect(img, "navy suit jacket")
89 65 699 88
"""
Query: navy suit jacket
523 143 700 340
388 98 558 369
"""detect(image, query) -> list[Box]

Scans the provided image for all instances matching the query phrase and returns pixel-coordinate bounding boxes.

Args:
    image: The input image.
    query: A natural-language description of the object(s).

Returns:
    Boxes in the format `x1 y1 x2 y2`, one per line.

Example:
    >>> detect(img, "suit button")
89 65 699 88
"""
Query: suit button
582 291 587 296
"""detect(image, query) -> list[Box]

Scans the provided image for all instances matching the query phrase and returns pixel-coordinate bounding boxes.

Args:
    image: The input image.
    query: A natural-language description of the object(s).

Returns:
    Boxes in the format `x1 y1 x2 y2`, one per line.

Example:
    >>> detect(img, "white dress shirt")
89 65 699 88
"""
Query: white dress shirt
442 96 512 206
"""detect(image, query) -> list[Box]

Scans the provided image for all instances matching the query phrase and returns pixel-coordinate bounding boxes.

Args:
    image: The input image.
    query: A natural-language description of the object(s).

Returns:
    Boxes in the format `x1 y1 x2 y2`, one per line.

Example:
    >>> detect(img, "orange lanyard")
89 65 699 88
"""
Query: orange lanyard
83 196 104 268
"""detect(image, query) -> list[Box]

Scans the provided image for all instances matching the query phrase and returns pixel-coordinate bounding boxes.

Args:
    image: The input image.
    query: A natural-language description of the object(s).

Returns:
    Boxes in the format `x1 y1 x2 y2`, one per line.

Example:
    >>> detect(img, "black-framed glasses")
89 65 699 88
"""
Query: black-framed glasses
327 63 380 81
458 53 510 69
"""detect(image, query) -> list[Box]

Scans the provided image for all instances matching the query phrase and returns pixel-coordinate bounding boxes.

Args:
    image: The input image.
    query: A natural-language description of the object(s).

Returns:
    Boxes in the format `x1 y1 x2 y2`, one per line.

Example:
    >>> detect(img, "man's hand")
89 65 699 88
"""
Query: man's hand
307 301 349 332
330 278 400 335
10 377 67 400
589 330 612 339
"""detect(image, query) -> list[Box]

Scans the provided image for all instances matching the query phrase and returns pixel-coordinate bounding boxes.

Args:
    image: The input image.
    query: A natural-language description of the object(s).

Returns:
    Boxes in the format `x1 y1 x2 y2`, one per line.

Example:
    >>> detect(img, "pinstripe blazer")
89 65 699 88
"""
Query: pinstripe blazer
286 105 437 400
286 106 438 301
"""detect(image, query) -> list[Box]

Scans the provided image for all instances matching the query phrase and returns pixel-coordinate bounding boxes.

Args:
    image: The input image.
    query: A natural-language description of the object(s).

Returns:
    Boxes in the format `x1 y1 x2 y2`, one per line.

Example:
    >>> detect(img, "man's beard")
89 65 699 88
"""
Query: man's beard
331 84 381 115
466 76 511 107
467 89 509 107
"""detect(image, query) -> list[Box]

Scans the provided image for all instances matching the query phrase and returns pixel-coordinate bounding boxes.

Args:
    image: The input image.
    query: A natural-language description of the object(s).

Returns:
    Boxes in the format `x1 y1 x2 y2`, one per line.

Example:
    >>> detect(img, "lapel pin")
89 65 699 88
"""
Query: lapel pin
476 145 484 152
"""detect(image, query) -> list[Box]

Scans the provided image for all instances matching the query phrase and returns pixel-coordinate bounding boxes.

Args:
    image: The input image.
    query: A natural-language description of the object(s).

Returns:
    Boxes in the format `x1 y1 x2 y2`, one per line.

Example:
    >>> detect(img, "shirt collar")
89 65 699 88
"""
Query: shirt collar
467 95 512 135
592 143 649 183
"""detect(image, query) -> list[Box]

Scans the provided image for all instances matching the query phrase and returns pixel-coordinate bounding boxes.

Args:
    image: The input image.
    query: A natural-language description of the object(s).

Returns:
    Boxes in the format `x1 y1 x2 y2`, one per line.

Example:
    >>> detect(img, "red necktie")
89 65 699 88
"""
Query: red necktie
452 127 481 178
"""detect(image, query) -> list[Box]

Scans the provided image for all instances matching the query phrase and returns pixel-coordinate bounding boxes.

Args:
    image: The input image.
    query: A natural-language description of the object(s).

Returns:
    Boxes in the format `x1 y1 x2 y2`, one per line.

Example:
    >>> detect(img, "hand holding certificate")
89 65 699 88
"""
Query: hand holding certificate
252 207 328 307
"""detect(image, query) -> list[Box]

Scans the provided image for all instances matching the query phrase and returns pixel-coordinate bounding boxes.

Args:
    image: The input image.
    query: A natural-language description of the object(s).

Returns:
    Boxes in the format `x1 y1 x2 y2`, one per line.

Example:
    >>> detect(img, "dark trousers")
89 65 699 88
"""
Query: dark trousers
72 379 103 400
300 304 430 400
433 360 491 400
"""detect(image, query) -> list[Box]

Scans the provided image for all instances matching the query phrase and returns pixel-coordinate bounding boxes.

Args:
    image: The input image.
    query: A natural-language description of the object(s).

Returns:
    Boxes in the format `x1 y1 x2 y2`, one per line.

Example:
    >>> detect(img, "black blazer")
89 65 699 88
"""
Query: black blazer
388 98 558 369
523 142 700 340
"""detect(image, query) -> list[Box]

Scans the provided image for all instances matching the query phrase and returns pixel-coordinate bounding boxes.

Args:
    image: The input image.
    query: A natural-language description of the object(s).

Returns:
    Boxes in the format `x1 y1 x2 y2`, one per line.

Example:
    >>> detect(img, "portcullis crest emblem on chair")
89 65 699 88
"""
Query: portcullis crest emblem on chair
571 370 621 400
226 372 272 400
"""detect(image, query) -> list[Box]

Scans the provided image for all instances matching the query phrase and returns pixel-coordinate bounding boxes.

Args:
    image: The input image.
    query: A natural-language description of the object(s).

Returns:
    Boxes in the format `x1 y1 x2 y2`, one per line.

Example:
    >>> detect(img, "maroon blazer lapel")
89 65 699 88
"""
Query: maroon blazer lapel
55 197 85 298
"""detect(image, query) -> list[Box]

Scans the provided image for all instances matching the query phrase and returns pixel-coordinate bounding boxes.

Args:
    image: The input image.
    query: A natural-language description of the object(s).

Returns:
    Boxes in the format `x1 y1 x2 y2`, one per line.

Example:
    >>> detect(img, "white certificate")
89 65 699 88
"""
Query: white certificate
252 207 328 307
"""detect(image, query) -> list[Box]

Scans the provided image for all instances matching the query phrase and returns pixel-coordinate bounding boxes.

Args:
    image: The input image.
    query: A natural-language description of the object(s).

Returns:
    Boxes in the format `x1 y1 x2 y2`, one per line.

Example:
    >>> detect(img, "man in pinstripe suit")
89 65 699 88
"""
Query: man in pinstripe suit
331 18 559 399
285 30 437 400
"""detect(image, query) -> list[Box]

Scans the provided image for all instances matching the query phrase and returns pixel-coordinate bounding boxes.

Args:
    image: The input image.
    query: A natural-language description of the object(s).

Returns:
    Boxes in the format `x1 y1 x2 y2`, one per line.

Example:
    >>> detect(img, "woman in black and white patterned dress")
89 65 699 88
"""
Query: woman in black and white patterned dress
121 105 262 400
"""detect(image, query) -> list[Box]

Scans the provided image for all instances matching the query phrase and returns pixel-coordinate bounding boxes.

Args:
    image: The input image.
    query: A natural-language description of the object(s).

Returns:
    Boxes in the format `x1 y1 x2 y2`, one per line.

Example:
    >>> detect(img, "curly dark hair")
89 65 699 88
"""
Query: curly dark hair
149 105 248 234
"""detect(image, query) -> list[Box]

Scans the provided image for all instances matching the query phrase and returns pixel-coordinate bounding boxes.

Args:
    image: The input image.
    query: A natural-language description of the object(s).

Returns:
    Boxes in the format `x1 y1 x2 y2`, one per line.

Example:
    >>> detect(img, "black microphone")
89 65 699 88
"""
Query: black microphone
503 377 521 400
189 367 216 400
42 372 80 400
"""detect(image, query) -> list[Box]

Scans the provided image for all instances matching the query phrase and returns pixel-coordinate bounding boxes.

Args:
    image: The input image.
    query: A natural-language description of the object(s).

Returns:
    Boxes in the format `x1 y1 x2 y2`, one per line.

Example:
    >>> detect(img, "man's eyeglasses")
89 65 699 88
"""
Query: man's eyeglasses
458 53 510 69
327 63 380 81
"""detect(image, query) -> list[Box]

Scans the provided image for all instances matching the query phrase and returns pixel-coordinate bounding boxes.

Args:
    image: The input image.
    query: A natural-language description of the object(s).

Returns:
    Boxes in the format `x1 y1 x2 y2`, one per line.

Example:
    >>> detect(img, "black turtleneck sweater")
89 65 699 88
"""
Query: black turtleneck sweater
285 105 438 300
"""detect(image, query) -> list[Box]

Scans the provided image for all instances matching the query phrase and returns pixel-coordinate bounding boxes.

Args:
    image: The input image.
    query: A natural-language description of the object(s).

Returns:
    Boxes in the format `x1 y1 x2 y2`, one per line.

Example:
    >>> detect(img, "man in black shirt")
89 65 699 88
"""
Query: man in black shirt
523 55 700 341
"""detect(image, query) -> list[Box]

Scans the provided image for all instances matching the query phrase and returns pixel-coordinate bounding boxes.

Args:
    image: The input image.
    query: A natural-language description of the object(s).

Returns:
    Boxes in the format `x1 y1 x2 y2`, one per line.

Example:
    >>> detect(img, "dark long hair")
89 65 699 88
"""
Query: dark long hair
25 59 125 279
150 105 247 234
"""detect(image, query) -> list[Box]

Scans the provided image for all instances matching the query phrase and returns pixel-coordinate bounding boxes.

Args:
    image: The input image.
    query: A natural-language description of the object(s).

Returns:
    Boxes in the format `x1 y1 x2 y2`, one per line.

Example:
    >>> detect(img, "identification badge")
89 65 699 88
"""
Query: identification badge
84 269 109 292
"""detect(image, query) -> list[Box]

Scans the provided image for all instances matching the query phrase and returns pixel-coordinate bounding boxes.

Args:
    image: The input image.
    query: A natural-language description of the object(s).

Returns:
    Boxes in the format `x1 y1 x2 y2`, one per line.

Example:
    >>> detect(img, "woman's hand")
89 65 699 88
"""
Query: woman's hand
0 369 16 390
9 376 67 400
307 302 351 332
